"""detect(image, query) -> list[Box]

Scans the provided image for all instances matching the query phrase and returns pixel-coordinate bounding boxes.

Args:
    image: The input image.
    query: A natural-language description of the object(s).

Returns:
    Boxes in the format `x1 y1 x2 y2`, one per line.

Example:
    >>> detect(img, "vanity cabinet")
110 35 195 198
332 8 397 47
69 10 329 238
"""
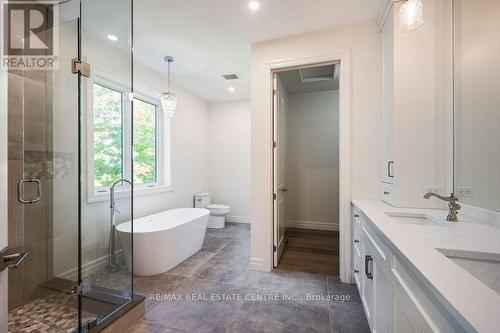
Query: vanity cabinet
352 204 467 333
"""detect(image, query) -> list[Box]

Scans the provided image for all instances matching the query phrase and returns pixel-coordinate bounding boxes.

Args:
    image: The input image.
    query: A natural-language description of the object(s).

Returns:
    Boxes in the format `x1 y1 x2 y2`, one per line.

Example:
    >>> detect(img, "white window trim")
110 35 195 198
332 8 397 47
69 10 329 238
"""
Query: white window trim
86 75 172 204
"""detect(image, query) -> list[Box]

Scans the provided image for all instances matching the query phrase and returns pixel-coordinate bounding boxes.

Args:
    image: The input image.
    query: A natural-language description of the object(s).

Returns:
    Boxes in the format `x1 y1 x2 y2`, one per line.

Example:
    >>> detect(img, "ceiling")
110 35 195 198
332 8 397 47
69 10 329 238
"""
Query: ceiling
87 0 383 102
279 65 340 94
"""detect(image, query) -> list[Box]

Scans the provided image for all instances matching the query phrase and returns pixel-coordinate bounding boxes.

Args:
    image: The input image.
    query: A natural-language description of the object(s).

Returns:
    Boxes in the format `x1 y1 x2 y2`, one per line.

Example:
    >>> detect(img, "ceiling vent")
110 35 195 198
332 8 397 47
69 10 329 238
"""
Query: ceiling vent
222 73 240 80
299 64 339 83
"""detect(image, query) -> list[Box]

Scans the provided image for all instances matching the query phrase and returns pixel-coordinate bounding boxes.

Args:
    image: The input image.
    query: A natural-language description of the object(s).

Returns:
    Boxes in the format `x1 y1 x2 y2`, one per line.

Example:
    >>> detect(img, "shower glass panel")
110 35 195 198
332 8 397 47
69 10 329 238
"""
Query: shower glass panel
79 0 134 329
6 1 81 332
6 0 134 331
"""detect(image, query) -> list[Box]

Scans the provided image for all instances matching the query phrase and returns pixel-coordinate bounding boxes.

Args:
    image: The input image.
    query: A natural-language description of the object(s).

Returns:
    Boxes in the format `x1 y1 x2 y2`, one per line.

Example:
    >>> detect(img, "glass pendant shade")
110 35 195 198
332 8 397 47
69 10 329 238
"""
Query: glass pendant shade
161 56 177 118
399 0 424 34
161 92 178 118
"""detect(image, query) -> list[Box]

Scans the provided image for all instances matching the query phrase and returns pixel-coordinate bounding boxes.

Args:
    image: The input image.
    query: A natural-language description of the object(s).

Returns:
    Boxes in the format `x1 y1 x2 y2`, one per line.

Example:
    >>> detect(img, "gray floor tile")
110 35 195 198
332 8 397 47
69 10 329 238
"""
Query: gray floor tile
127 319 188 333
228 300 330 333
330 302 370 333
165 251 217 277
201 235 232 253
327 276 362 305
145 278 246 333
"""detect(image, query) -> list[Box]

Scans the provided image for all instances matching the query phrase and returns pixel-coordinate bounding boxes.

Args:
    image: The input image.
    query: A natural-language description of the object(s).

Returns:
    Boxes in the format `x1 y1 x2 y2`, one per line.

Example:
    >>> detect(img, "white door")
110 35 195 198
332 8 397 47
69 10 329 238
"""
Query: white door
273 74 287 267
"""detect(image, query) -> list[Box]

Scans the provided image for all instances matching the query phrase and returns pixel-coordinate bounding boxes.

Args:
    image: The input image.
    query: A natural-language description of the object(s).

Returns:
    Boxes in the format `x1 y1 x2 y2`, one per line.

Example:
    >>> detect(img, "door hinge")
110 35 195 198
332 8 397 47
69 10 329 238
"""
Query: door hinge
273 245 277 252
273 89 277 96
273 141 277 148
273 193 277 200
72 278 91 295
72 58 91 78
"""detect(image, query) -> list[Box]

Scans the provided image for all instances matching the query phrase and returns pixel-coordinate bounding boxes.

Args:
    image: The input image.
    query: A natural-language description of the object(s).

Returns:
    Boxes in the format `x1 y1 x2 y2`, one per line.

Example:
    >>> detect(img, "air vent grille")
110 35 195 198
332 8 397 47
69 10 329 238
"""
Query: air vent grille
222 73 240 80
299 64 338 83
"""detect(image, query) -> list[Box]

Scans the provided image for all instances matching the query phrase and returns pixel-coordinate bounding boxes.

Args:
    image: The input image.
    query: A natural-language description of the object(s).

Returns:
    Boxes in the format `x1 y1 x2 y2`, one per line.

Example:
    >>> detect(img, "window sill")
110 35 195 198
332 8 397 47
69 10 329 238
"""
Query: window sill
87 185 174 204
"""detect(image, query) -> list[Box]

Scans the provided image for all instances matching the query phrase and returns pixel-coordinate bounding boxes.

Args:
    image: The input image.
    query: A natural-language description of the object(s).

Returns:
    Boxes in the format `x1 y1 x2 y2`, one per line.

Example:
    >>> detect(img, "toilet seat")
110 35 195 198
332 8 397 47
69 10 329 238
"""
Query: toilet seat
206 204 230 216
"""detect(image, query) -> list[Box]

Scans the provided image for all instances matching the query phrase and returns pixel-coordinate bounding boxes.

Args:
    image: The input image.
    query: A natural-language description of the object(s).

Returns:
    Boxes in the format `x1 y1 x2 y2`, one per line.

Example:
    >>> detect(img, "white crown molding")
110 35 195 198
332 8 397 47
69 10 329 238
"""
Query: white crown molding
286 220 339 231
226 215 252 224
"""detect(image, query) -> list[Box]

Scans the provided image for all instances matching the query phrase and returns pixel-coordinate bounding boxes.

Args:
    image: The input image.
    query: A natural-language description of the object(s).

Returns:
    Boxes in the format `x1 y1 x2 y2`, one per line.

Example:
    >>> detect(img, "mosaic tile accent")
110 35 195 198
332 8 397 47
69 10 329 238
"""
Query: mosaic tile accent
8 292 96 333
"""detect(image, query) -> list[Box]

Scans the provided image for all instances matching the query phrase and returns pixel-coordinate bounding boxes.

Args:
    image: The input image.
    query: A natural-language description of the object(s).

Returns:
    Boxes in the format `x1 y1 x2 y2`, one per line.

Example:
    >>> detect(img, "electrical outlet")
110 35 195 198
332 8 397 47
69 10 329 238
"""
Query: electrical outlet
425 186 440 194
456 186 473 197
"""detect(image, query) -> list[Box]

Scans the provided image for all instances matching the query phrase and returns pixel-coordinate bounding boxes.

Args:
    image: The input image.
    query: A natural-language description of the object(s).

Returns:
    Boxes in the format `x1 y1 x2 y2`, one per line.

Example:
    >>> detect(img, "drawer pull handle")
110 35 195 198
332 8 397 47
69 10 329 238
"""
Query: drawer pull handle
365 255 373 280
354 269 359 274
354 239 359 243
388 161 394 178
354 214 359 218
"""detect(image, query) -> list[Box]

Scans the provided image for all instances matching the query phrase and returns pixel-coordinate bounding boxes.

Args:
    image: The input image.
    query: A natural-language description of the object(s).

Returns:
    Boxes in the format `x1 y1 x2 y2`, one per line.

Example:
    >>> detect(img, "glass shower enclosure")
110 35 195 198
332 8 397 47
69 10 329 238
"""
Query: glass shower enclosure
5 0 137 331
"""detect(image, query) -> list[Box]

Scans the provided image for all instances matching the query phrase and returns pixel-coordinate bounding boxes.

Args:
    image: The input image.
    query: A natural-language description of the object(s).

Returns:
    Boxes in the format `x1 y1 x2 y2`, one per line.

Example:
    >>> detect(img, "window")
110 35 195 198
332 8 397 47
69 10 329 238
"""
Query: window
90 79 167 198
93 84 123 188
133 99 157 184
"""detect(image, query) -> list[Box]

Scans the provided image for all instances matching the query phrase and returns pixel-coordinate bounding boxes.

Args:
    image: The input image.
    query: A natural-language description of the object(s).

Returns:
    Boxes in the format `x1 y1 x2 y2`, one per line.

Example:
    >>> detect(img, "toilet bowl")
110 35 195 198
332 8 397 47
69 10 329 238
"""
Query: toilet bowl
194 193 231 229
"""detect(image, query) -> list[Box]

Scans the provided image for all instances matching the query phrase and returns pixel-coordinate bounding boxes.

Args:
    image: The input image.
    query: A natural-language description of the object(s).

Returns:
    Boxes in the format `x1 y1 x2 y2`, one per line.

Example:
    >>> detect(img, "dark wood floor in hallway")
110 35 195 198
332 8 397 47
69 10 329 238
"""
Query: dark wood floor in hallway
277 228 339 276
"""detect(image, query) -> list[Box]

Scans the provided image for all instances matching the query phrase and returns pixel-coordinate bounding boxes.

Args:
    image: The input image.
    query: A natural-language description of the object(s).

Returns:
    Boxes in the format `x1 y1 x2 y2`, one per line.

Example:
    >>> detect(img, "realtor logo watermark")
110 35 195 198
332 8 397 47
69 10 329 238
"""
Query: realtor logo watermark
1 0 59 70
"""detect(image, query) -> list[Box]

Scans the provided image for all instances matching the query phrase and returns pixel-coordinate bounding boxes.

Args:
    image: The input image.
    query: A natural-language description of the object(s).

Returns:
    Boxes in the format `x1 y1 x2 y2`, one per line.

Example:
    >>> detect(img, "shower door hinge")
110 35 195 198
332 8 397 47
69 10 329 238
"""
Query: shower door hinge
72 278 91 295
273 193 277 200
72 58 91 78
273 141 277 148
273 245 277 252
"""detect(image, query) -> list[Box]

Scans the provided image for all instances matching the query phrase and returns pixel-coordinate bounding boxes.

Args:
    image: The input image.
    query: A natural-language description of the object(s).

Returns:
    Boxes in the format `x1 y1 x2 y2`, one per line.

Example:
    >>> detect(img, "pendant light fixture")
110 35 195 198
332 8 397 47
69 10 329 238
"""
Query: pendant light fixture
398 0 424 34
160 56 178 118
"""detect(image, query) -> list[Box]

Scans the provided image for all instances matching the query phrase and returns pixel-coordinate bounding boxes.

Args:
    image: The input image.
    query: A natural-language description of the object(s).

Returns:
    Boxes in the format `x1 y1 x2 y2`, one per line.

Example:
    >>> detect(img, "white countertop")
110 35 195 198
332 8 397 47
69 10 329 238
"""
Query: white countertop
352 199 500 333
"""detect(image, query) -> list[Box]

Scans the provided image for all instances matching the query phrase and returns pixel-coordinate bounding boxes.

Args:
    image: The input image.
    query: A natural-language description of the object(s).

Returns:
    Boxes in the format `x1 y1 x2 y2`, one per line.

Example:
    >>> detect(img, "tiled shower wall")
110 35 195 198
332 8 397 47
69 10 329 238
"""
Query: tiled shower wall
8 70 54 310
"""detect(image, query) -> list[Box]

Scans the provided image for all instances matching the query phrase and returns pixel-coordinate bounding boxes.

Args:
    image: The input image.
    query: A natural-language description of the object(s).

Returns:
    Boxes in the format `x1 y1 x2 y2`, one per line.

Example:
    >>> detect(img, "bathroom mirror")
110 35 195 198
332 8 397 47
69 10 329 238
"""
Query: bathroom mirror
453 0 500 212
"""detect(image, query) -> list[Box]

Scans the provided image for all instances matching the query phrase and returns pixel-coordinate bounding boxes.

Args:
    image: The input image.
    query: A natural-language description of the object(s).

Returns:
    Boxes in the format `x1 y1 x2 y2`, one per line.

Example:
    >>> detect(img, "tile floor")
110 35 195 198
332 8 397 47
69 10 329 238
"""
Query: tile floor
128 223 370 333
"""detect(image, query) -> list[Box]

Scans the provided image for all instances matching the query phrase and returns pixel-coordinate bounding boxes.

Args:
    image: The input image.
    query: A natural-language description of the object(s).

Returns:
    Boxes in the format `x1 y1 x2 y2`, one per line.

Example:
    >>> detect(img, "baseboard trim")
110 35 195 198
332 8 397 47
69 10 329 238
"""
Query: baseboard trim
249 257 267 271
58 250 124 280
226 215 251 224
286 220 339 231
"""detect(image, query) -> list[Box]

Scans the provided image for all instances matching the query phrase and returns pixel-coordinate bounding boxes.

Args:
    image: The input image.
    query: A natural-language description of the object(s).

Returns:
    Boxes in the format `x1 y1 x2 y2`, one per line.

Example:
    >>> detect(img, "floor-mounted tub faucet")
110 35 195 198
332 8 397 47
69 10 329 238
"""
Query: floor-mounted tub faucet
109 179 132 268
423 192 461 222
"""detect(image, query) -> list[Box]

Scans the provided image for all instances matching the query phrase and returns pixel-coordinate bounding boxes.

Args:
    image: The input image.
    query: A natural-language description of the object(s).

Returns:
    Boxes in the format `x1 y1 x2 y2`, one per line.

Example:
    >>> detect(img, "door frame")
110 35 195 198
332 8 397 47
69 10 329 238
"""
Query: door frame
267 51 352 282
1 62 8 332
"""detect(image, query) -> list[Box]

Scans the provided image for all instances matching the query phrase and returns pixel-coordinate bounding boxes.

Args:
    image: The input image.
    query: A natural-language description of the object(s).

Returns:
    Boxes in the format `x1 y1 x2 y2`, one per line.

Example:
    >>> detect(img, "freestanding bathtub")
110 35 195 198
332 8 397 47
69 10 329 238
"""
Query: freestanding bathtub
116 208 209 276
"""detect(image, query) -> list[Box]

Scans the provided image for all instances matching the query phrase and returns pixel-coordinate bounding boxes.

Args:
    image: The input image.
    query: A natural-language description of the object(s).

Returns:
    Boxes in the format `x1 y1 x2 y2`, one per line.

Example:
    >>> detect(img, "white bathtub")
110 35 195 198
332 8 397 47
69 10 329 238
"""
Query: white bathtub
116 208 209 276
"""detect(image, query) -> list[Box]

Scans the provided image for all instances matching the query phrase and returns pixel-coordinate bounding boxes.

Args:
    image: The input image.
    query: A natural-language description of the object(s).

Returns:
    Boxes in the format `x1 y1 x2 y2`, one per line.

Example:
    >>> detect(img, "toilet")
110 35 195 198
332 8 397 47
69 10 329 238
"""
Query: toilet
194 192 230 229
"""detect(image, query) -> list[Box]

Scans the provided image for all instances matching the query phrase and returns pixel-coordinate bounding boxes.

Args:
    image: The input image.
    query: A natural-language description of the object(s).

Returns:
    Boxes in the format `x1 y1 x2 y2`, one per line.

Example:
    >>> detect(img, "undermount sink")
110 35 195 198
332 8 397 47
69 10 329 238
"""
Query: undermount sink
385 212 444 226
437 249 500 295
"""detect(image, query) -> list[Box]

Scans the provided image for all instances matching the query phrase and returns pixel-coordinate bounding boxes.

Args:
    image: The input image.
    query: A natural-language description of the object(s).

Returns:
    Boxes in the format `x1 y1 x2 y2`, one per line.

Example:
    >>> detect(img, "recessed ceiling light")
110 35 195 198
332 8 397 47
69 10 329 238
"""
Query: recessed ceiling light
228 87 235 93
107 34 118 42
248 1 260 11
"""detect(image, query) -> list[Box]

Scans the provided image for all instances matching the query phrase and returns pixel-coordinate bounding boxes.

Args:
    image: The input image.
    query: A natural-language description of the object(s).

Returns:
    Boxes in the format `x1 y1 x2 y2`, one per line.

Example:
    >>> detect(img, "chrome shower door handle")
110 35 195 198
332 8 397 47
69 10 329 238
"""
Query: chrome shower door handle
18 178 42 204
1 247 28 271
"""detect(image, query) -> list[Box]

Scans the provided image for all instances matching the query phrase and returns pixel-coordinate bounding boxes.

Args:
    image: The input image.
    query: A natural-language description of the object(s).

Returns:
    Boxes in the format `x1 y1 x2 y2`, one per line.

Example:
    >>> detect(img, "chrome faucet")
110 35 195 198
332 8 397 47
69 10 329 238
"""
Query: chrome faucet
423 192 461 222
109 179 132 268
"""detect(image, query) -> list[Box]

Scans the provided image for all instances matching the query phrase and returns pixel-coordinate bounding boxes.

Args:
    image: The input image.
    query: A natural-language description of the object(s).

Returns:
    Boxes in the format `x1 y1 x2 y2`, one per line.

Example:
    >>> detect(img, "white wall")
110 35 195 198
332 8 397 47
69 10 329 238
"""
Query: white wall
53 34 210 277
286 90 339 230
207 101 251 221
251 21 382 271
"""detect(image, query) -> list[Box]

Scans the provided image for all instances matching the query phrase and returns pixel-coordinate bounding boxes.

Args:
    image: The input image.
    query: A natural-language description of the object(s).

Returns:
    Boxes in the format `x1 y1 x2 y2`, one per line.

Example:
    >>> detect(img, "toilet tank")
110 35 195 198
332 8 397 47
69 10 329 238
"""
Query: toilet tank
194 192 211 208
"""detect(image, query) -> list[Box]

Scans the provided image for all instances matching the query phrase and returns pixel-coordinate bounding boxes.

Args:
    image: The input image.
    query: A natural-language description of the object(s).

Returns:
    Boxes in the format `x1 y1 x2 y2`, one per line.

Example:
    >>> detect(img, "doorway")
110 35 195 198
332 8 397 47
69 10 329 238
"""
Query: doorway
273 63 341 276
